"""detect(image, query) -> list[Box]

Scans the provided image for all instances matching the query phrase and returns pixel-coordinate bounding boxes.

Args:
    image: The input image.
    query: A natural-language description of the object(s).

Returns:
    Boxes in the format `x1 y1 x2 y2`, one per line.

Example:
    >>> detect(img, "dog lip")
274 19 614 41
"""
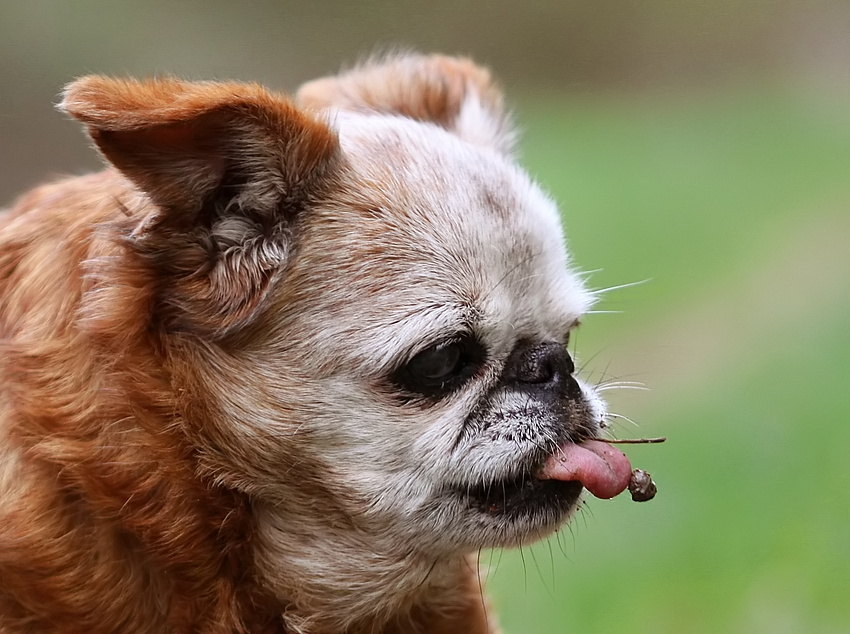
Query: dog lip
454 473 584 518
537 439 633 499
449 444 585 518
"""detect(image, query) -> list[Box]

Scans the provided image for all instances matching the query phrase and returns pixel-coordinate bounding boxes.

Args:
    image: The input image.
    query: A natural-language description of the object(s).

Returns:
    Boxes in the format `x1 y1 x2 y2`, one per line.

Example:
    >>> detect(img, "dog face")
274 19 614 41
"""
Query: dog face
248 111 601 556
52 55 631 626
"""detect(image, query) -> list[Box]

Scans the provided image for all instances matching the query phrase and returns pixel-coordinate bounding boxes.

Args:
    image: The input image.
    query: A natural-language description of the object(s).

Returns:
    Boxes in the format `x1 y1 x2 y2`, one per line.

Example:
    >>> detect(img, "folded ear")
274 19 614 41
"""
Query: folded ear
62 76 340 337
297 54 515 155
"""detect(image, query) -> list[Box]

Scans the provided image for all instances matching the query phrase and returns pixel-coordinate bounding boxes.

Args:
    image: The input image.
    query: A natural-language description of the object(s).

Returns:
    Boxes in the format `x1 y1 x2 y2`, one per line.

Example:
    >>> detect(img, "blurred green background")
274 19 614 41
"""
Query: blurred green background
2 2 848 632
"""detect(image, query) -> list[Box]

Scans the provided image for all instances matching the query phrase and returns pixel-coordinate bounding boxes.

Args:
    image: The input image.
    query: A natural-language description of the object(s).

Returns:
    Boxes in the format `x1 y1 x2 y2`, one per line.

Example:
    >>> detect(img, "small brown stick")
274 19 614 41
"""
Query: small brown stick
597 436 667 445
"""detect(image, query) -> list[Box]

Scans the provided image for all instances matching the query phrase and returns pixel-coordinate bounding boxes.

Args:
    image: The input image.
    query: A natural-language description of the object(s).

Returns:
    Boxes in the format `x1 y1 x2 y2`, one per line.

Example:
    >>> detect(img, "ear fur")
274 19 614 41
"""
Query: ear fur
62 76 341 336
297 54 515 155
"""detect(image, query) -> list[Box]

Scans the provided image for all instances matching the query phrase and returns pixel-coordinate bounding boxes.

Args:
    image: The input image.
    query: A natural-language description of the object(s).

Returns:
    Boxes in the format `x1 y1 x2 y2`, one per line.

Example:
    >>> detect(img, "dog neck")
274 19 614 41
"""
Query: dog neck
252 502 493 633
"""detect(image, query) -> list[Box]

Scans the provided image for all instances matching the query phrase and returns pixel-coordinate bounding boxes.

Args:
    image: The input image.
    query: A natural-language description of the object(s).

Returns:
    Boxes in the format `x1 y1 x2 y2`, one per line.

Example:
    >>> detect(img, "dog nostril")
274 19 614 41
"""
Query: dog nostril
524 356 554 384
508 342 574 386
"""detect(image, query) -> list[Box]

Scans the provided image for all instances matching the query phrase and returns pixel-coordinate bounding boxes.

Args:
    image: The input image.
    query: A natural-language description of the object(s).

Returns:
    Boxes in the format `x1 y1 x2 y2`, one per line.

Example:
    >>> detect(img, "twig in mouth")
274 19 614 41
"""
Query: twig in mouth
597 436 667 445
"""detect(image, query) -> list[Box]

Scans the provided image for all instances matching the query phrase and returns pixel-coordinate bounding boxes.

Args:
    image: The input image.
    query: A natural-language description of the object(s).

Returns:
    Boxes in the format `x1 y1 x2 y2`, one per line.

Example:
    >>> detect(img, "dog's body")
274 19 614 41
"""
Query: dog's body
0 55 632 633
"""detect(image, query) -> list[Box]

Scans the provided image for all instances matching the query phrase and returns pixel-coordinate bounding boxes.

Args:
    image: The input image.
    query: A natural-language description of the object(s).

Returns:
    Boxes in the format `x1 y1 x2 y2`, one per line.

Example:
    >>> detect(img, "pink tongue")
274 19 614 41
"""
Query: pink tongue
538 440 632 499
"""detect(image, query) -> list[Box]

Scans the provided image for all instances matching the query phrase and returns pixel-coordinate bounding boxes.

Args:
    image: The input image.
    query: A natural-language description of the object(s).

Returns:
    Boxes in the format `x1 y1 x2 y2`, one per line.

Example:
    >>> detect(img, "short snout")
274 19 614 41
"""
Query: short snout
501 341 583 400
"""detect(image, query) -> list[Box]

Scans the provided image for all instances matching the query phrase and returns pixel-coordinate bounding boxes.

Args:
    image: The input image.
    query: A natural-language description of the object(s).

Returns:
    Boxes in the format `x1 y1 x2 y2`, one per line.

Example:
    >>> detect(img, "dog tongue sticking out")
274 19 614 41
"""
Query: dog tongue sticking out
539 440 633 499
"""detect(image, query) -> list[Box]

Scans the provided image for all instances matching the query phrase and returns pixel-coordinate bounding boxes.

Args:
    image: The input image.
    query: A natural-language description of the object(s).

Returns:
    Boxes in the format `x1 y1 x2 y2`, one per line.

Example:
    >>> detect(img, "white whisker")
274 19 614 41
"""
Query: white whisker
605 412 640 428
577 268 603 278
589 278 650 296
595 381 648 393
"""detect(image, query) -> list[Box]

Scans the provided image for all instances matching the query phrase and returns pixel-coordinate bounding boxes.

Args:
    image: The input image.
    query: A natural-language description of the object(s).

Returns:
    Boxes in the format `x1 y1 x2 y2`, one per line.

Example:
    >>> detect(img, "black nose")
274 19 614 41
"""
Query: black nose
503 341 579 395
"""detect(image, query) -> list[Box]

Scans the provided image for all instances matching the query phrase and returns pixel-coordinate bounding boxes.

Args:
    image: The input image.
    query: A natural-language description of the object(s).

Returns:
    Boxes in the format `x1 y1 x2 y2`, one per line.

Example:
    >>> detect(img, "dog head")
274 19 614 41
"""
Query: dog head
62 54 625 618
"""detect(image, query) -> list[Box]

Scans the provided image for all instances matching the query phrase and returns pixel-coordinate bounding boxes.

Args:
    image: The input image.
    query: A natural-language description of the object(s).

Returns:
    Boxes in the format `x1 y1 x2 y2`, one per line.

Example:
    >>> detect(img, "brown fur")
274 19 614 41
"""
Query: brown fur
297 54 508 143
0 58 502 633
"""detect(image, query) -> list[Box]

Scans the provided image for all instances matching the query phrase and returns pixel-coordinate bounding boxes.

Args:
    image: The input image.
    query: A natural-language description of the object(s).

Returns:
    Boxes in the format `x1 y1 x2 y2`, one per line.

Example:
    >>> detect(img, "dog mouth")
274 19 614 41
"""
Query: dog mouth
459 474 584 518
453 440 633 519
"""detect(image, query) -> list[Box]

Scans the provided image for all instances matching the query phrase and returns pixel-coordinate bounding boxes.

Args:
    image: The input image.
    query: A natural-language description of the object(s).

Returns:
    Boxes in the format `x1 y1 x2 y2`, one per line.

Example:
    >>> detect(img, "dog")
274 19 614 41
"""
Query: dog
0 54 635 633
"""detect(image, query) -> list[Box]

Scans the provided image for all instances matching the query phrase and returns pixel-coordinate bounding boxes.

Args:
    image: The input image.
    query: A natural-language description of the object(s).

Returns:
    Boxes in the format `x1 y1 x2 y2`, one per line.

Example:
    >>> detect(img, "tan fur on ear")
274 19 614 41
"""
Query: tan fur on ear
62 76 339 223
297 54 515 154
61 76 342 336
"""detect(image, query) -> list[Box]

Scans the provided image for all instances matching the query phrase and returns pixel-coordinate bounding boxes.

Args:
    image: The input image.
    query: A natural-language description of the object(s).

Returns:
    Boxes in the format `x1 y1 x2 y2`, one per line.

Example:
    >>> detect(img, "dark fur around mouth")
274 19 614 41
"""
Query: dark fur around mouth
453 472 584 518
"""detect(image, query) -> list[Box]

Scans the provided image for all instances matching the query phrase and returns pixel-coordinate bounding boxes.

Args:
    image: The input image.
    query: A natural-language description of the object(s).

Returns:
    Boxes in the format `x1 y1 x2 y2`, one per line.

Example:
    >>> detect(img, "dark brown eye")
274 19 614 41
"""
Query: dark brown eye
407 343 462 384
393 336 485 398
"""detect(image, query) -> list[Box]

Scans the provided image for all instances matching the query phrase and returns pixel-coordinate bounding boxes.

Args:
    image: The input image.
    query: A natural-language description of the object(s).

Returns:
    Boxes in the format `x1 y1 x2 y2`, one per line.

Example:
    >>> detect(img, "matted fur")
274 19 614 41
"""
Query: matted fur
0 55 601 633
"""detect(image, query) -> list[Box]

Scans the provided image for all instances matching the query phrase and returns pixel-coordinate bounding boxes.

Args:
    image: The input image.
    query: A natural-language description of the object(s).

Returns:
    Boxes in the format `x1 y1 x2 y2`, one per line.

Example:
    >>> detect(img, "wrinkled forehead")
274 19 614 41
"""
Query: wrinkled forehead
287 114 591 363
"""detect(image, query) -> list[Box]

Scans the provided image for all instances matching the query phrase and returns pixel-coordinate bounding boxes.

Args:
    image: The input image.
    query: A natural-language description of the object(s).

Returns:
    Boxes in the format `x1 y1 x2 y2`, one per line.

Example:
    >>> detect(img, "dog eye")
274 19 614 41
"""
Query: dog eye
393 336 485 398
407 343 462 384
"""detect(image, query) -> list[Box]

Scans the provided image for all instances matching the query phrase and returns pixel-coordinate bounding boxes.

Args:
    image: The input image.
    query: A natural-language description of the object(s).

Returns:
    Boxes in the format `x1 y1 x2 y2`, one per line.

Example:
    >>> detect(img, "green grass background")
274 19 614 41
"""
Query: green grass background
486 88 850 633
